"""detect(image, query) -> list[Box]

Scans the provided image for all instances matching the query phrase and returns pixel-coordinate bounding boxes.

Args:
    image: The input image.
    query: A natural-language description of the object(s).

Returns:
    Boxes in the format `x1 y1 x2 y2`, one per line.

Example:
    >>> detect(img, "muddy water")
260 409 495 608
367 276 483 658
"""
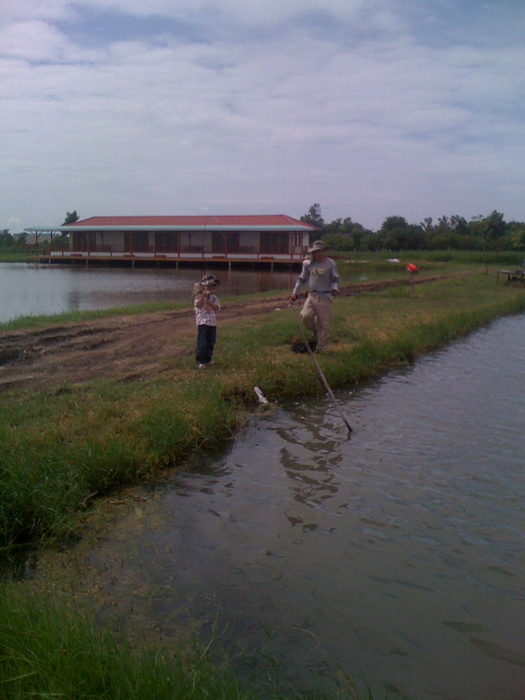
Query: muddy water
36 314 525 699
1 261 377 323
0 263 301 322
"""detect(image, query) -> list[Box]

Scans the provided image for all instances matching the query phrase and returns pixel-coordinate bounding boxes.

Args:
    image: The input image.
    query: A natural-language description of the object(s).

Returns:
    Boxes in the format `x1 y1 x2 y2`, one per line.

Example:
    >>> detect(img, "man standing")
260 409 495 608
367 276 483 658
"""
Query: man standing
290 240 339 352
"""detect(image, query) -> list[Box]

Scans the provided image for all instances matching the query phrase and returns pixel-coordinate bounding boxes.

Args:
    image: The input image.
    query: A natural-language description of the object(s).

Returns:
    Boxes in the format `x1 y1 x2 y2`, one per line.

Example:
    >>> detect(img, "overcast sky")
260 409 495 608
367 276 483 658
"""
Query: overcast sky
1 0 524 232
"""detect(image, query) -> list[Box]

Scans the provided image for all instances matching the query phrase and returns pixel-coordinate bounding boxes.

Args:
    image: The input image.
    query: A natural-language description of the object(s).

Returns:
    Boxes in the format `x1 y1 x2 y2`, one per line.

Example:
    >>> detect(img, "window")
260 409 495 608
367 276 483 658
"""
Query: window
212 231 240 253
260 232 289 254
155 231 178 252
124 232 150 252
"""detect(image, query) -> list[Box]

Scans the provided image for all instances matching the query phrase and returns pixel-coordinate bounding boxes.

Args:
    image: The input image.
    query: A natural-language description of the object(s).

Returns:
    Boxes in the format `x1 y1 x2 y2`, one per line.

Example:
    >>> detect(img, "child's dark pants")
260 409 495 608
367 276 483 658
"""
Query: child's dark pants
196 324 216 365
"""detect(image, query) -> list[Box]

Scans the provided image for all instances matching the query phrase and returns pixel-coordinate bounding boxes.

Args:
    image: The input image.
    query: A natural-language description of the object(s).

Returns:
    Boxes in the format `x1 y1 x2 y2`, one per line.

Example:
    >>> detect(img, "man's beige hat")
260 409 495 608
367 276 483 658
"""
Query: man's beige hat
308 240 327 253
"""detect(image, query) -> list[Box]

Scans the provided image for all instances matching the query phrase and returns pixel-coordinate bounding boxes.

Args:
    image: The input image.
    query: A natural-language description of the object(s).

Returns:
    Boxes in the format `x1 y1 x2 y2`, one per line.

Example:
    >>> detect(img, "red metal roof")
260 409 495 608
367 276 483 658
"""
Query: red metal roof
67 215 317 230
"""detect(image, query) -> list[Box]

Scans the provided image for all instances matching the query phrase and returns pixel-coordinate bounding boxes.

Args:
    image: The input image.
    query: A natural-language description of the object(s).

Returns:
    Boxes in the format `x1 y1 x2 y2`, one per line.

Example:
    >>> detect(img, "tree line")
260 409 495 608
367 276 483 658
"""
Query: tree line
301 204 525 252
0 212 78 249
2 207 524 252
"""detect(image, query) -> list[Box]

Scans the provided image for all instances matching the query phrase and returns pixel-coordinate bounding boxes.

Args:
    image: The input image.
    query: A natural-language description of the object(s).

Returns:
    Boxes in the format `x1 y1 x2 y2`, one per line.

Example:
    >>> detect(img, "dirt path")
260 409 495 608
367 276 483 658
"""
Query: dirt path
0 276 441 393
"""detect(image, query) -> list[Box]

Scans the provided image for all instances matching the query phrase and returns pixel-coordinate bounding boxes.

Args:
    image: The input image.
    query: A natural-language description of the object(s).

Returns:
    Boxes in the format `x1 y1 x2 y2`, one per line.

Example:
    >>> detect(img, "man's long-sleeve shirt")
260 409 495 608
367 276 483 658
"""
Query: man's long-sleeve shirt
292 257 339 297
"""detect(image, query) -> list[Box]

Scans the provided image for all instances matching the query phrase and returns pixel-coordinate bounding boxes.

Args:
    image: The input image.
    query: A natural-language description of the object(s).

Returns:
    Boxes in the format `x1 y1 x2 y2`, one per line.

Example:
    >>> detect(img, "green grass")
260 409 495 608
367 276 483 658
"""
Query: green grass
0 300 192 332
2 272 525 557
216 272 525 396
0 252 28 263
335 249 525 266
0 585 373 699
0 256 471 333
3 266 522 700
422 249 525 265
0 378 242 553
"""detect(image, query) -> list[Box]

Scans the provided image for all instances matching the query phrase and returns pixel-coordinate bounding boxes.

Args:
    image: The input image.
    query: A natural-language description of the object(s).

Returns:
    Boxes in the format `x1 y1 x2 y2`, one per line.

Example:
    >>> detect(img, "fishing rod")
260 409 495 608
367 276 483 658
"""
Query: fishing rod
297 325 353 436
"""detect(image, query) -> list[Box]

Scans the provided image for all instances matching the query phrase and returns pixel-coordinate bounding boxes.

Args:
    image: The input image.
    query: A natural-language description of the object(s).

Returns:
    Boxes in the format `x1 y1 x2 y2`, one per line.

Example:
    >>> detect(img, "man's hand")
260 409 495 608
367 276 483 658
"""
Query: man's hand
331 289 340 297
290 294 298 303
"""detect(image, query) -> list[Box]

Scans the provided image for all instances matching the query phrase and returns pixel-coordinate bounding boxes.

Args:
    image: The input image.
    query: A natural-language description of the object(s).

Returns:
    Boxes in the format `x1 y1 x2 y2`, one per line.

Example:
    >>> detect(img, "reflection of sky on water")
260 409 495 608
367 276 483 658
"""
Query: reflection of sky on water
0 261 386 323
277 423 343 514
82 314 525 700
0 263 298 322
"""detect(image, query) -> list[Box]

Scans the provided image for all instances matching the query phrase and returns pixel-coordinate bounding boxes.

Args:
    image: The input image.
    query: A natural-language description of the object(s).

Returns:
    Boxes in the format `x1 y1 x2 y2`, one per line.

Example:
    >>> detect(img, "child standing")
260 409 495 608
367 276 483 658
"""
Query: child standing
193 274 220 368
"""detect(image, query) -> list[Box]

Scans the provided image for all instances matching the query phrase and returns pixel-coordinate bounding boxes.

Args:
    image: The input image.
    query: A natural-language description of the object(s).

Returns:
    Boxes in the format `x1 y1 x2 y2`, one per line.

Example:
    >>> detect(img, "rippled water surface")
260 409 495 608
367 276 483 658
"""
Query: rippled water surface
0 263 301 322
85 315 525 699
0 262 383 323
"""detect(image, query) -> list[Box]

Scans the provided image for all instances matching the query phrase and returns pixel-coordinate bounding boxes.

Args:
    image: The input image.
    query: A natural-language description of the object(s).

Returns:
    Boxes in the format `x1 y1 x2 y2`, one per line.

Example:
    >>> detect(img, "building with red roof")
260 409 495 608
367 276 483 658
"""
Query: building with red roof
26 214 318 267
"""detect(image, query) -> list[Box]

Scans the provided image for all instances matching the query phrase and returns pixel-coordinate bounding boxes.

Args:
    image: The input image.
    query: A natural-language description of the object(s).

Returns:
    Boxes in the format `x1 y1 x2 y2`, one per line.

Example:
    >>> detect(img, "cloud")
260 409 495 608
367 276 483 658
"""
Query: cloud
0 0 73 24
0 19 74 61
1 0 525 230
81 0 368 25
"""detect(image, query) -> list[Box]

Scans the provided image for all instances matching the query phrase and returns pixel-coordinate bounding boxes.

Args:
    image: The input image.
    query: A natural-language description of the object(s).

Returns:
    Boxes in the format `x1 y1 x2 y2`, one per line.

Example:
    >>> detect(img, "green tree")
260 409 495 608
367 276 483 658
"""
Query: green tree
468 211 507 250
323 217 371 251
62 211 79 225
15 232 27 247
366 231 383 252
427 215 472 250
380 216 408 233
379 217 427 251
322 234 354 251
0 229 13 247
301 203 325 230
506 221 525 250
449 215 469 236
379 216 406 249
420 217 434 233
324 218 344 235
484 210 506 240
348 222 370 251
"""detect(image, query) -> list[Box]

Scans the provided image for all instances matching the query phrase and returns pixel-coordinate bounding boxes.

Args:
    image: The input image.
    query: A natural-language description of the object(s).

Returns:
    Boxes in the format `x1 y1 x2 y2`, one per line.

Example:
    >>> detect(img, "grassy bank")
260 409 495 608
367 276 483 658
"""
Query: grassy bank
0 251 29 263
2 585 357 699
2 271 525 556
0 299 191 332
1 268 524 699
335 249 525 266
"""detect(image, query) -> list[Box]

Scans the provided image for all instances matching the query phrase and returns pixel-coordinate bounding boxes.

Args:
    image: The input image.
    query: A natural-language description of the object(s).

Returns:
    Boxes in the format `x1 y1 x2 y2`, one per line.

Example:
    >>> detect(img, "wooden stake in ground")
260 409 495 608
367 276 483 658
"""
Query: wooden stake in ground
297 325 353 436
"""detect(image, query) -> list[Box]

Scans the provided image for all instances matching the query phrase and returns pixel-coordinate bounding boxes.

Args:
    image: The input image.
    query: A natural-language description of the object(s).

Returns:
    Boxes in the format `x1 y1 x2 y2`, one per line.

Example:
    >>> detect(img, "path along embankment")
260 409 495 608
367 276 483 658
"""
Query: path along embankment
1 270 524 557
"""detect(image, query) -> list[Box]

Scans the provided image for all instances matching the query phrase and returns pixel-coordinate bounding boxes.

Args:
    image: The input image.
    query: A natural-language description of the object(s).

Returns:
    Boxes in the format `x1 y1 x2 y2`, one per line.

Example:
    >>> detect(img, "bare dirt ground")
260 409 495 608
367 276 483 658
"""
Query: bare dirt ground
0 277 440 394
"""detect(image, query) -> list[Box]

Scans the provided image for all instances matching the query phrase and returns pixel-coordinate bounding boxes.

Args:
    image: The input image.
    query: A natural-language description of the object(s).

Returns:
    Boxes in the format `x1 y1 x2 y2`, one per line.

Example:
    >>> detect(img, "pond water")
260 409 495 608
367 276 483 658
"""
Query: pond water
0 261 384 324
73 313 525 699
0 263 300 323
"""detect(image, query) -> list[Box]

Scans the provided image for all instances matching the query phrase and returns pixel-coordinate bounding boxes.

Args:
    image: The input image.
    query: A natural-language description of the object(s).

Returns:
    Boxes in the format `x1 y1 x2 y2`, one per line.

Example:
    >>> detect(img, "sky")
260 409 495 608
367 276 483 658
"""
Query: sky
1 0 524 232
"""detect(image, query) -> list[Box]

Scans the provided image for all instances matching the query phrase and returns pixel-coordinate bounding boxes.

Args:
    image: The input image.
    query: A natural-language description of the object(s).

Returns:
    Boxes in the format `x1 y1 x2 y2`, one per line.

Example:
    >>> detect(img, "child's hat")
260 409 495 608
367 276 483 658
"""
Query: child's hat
201 274 220 286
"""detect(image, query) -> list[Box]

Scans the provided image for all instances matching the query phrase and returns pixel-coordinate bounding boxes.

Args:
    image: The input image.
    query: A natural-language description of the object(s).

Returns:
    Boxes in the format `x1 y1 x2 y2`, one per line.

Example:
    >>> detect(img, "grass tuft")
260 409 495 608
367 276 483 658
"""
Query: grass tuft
0 585 373 699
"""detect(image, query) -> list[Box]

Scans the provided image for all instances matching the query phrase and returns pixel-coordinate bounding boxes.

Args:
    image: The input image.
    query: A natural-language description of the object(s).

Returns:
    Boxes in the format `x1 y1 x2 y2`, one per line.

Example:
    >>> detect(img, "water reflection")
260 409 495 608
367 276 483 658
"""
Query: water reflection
29 314 525 699
277 421 343 513
113 322 524 699
0 263 299 322
67 289 81 311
